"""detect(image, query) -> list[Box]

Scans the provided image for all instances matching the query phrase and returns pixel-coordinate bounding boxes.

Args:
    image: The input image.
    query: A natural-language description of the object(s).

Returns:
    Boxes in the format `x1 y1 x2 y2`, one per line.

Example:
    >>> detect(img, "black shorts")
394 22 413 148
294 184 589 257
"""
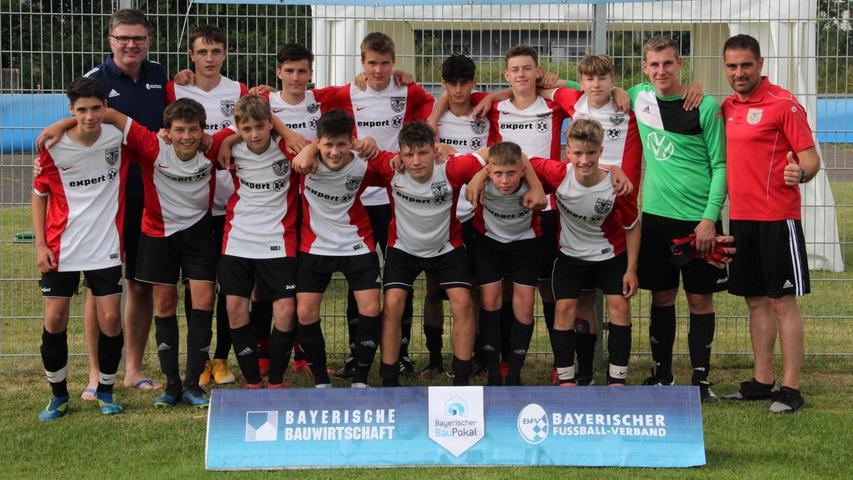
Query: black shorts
383 247 472 292
471 233 541 287
212 214 226 256
638 212 728 294
552 252 627 300
538 210 559 280
297 252 381 293
728 219 811 298
366 204 392 254
123 198 144 280
135 214 218 285
40 265 123 298
217 255 297 300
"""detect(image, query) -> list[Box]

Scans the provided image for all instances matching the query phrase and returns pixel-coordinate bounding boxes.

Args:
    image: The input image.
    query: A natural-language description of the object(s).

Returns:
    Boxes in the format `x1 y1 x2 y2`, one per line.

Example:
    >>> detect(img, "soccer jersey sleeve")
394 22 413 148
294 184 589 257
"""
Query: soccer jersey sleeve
614 189 639 229
165 80 177 104
405 83 435 122
698 96 727 222
239 82 249 97
122 120 161 165
550 86 583 117
778 99 816 154
205 128 239 164
565 80 582 90
312 85 343 112
623 112 643 203
33 150 56 196
446 153 486 188
365 151 396 187
528 156 567 193
470 91 489 106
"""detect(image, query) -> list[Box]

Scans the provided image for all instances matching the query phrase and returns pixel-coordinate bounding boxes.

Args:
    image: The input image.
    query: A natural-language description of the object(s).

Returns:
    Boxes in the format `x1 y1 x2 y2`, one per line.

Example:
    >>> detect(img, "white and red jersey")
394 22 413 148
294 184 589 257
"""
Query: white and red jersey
436 92 490 223
487 96 568 159
550 87 643 198
122 121 215 237
375 153 485 258
266 87 339 141
166 76 248 217
222 136 299 258
473 181 541 243
33 125 129 271
531 158 638 261
333 81 435 206
299 150 391 256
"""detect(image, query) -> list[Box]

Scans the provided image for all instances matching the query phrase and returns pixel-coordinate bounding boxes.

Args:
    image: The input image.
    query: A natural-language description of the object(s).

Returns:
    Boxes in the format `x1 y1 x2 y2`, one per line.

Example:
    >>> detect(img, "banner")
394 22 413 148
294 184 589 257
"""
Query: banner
206 385 705 469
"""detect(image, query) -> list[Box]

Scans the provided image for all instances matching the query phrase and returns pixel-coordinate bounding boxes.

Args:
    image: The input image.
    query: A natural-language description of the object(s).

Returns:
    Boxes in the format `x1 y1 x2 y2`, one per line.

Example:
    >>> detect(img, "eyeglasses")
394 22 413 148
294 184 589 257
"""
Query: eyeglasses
109 35 148 45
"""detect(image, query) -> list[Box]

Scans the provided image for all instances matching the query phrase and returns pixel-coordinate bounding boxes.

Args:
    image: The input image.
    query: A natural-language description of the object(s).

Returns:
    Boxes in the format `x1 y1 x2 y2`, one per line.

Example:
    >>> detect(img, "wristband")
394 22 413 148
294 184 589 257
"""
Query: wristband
799 167 806 184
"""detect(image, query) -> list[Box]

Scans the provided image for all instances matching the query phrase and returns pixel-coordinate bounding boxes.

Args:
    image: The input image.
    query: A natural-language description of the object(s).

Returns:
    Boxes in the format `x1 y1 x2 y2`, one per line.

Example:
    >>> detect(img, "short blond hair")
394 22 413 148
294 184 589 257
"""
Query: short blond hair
488 142 523 166
643 35 680 61
577 54 614 78
234 95 271 124
565 119 604 148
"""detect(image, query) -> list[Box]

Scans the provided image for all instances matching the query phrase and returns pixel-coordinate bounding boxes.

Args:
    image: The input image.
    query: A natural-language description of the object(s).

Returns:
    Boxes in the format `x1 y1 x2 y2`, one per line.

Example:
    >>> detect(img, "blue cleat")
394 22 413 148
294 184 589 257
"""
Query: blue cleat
96 391 123 415
181 388 210 409
153 392 180 408
38 395 69 421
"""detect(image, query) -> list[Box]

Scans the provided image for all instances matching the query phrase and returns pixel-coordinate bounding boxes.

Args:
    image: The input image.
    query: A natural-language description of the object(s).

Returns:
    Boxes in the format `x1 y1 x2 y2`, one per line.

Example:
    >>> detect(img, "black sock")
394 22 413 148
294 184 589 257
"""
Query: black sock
269 327 295 384
499 301 514 361
506 320 534 385
185 309 213 390
250 300 273 343
542 301 556 366
346 316 359 359
293 333 306 362
574 317 596 378
155 315 182 396
297 321 330 385
607 324 631 384
231 324 261 384
41 329 69 398
345 288 359 327
452 356 473 386
424 325 444 367
183 286 192 327
354 314 381 384
213 294 231 359
380 362 399 387
478 309 502 385
689 312 715 384
649 305 676 380
550 328 576 384
400 300 413 358
96 331 123 393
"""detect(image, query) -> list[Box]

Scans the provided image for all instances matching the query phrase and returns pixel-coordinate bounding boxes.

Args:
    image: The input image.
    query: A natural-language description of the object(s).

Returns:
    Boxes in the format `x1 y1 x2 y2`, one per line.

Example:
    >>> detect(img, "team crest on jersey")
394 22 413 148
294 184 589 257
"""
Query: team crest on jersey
747 108 763 125
345 175 363 192
470 137 483 150
430 180 449 202
309 117 318 130
220 100 236 117
272 159 290 176
392 115 403 128
534 119 549 133
222 120 232 128
306 102 320 114
470 120 487 135
104 146 119 166
108 168 118 181
390 96 406 113
609 112 626 126
594 197 613 214
607 128 620 140
272 179 287 191
518 208 531 218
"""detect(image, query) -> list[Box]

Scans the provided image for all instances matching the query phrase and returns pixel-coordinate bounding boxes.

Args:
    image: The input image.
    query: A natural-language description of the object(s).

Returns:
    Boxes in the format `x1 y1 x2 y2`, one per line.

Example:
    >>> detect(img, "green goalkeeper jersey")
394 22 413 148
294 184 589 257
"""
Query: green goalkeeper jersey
628 83 727 222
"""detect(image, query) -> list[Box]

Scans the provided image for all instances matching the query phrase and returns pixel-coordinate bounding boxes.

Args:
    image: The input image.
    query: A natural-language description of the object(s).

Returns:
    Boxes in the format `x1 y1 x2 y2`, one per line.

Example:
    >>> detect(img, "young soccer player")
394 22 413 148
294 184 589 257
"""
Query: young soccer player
33 77 127 419
529 119 640 386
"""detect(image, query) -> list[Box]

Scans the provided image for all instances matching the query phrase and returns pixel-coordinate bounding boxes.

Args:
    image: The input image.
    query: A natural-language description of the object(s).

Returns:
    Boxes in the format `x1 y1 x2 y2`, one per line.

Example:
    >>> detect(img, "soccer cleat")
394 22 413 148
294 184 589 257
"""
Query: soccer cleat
697 381 719 403
153 392 180 408
558 380 577 387
642 369 675 386
333 357 356 379
769 387 805 414
550 368 559 385
724 378 776 401
419 363 445 380
199 360 213 386
257 358 271 378
398 356 416 378
351 382 369 389
181 388 210 409
291 358 311 374
211 359 236 385
470 359 487 381
38 395 69 421
499 360 509 380
242 383 264 390
576 375 595 386
96 392 123 415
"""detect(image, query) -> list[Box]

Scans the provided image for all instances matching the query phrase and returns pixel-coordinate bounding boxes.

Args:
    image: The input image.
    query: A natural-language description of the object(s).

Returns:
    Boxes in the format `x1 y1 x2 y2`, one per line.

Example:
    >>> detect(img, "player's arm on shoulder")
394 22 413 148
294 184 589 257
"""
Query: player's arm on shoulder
353 136 379 160
527 156 564 193
681 81 704 111
36 117 78 152
270 114 310 155
409 82 435 121
426 92 448 137
519 155 547 211
291 142 319 174
212 128 242 170
472 88 511 119
366 150 397 185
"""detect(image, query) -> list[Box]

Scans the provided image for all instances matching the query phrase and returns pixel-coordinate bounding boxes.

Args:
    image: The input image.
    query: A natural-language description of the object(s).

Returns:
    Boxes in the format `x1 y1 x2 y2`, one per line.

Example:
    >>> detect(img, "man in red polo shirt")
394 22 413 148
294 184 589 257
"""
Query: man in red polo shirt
720 34 821 413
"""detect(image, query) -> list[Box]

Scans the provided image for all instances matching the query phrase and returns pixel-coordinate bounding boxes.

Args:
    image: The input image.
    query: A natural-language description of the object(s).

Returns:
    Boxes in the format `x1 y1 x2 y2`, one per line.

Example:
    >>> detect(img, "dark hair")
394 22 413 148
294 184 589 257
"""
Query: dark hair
398 121 435 150
723 34 761 59
360 32 395 61
441 54 476 83
316 109 354 141
277 43 314 66
488 142 523 166
163 98 206 129
67 77 106 104
505 45 538 66
188 25 226 50
109 9 150 34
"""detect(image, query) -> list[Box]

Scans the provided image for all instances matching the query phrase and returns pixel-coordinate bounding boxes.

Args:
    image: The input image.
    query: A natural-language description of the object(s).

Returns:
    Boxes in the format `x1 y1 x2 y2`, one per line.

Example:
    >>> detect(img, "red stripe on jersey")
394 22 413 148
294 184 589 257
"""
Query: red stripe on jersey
116 153 129 260
220 170 240 255
282 176 299 257
36 150 69 262
599 212 627 256
165 80 176 104
403 83 435 123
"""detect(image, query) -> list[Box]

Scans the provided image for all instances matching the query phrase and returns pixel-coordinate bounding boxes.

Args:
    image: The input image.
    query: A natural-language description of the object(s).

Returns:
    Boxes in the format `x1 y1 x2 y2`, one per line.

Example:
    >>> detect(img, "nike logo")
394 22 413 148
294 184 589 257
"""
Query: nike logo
60 166 72 171
158 163 169 169
356 106 367 111
392 182 404 189
272 108 285 113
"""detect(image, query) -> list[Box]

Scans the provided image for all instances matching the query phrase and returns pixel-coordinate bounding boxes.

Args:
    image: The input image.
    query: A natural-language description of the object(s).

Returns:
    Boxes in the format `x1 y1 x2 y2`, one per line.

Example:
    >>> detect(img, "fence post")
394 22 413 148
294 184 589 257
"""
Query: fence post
593 2 608 369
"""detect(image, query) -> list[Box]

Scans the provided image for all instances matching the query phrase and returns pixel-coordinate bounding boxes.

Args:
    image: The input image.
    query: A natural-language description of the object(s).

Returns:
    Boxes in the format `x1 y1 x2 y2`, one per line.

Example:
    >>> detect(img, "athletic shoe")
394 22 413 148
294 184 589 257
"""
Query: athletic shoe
769 387 805 414
351 382 369 389
558 380 577 386
199 360 213 386
258 358 271 378
723 378 776 401
697 381 719 403
291 358 311 374
399 356 416 378
38 395 69 421
96 392 123 415
642 369 675 386
419 364 444 379
211 359 236 385
470 359 487 381
153 392 179 408
181 388 210 409
242 383 263 390
576 375 595 386
499 360 509 380
334 357 356 379
315 383 332 389
550 368 559 385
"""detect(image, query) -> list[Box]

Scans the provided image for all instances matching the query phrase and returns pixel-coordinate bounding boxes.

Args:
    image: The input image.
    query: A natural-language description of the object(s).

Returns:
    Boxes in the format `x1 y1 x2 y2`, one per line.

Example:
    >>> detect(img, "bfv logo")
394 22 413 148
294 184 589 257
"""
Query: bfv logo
517 403 549 445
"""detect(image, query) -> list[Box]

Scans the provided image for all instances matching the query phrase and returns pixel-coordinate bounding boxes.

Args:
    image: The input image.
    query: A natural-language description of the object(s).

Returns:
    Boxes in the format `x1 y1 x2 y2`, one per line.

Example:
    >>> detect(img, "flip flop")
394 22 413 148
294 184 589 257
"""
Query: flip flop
131 379 160 390
80 388 97 401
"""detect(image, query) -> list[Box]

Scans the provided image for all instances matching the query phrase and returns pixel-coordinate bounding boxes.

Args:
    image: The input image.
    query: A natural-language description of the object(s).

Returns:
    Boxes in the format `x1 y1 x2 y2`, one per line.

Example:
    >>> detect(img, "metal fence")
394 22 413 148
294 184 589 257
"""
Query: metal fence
1 0 851 360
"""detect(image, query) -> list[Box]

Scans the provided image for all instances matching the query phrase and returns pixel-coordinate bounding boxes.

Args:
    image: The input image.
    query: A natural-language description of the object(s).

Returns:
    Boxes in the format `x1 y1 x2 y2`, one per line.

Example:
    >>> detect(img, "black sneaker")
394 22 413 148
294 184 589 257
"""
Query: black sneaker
769 387 805 414
334 356 356 379
723 378 776 401
419 363 444 379
697 381 719 403
576 375 595 386
642 369 675 386
470 359 488 380
398 356 416 378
